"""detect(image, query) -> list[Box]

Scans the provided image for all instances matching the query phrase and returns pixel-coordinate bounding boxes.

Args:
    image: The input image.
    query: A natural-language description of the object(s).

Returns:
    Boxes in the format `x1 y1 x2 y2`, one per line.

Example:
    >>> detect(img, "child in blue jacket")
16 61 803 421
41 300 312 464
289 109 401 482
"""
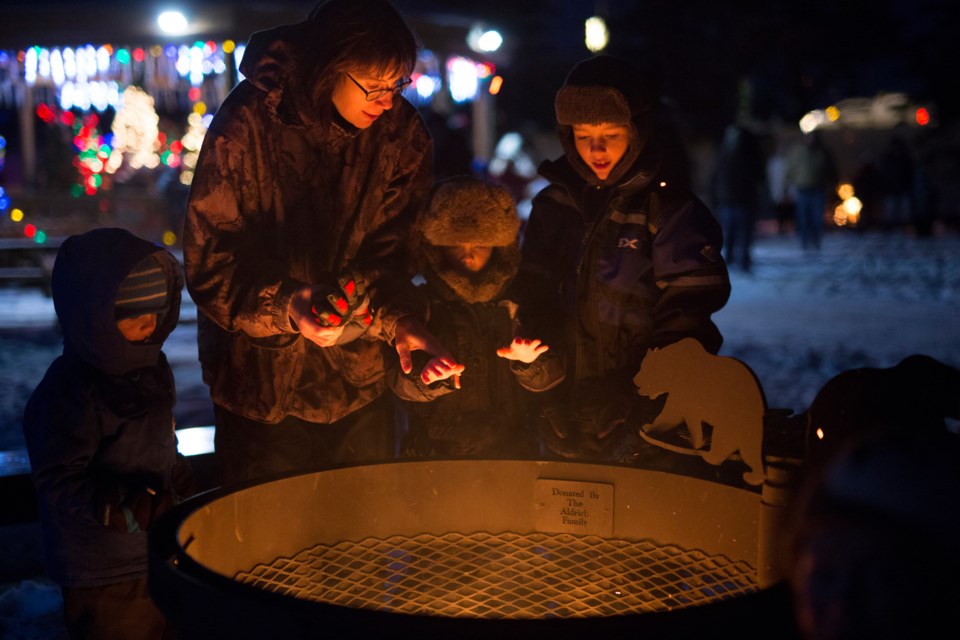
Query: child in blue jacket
514 55 731 459
23 228 194 639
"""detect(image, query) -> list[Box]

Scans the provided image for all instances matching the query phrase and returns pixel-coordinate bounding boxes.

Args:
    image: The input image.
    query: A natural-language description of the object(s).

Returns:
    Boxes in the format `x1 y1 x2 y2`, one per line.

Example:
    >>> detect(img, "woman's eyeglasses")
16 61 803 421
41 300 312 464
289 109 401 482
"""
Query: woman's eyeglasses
346 73 413 102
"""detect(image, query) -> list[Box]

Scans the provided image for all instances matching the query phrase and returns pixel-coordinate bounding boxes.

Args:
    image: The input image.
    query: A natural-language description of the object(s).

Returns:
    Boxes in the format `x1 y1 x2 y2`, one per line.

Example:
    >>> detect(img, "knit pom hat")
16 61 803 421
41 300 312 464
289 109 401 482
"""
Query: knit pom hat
555 85 632 126
555 55 655 125
115 254 168 320
419 176 519 247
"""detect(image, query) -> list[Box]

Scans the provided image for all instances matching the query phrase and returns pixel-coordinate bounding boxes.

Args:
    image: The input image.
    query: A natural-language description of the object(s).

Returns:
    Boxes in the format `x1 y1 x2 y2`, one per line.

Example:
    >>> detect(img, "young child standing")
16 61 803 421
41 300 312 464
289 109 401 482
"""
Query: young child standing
389 177 565 457
22 227 195 640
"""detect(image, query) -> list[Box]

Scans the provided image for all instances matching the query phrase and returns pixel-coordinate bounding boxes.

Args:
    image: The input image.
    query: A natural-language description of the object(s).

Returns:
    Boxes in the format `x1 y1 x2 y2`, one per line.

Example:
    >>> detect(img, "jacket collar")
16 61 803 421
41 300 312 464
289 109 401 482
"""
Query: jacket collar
422 244 520 305
539 149 659 201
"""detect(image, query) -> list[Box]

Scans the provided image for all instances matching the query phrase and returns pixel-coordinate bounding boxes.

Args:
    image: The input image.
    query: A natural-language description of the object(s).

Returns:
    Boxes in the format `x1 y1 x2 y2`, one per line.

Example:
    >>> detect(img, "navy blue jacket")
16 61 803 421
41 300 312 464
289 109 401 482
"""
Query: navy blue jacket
516 155 730 386
22 228 190 587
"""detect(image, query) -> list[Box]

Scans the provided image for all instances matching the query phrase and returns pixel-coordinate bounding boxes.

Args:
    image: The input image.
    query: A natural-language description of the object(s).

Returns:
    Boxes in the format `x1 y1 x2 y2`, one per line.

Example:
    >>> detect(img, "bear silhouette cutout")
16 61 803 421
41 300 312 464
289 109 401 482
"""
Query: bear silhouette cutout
633 338 765 485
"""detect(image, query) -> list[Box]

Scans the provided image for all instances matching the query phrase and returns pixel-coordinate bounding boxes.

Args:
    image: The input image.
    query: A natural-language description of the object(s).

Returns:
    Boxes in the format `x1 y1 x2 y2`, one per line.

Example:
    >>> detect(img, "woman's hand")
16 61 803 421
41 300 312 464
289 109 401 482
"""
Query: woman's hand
289 285 345 347
496 337 549 364
394 316 461 376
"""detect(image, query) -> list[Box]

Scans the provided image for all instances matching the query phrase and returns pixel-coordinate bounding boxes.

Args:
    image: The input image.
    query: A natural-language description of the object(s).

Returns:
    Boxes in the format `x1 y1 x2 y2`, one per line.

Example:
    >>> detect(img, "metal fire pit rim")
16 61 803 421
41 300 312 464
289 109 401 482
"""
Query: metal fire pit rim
149 491 794 639
148 458 785 638
191 454 761 496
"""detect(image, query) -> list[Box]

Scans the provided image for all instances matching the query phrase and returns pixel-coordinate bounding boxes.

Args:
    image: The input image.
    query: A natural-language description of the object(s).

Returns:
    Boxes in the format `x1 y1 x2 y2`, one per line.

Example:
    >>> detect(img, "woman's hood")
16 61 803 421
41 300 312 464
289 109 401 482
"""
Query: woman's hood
239 23 326 129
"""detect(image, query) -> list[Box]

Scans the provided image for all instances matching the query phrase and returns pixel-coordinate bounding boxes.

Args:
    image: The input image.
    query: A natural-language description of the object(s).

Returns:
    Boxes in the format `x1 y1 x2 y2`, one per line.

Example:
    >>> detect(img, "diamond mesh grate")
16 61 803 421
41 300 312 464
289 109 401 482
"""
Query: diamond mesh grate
233 531 757 619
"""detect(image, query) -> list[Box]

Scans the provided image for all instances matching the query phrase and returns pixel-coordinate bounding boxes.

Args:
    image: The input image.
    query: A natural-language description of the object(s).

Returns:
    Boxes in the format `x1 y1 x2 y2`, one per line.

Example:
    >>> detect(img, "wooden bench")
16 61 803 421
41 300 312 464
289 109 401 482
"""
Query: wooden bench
0 237 64 295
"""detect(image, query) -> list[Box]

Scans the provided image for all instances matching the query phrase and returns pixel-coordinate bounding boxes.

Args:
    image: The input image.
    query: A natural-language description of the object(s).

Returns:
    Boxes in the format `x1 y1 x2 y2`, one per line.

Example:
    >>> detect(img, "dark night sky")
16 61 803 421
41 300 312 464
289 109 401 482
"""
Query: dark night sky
2 0 958 138
408 0 960 136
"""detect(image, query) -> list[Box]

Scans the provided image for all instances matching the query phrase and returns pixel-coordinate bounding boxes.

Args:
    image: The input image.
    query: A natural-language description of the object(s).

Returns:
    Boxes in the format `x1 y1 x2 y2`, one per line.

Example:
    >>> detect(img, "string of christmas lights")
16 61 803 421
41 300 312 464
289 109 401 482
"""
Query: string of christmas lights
0 41 468 247
0 41 241 112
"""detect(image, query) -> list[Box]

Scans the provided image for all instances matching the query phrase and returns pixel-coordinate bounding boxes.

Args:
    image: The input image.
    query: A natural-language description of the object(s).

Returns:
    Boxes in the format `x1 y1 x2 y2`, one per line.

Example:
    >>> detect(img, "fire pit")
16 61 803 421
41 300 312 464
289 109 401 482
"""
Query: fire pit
150 459 798 638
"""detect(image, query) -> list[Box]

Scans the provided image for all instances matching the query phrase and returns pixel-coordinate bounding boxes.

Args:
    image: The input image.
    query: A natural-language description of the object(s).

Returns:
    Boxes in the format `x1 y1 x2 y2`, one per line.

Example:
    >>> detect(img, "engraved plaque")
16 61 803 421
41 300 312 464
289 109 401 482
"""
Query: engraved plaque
534 479 614 537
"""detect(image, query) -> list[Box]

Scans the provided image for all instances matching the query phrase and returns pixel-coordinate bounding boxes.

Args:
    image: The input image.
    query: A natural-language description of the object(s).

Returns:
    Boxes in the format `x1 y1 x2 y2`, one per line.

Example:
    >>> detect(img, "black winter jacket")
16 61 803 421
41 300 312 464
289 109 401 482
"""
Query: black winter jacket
22 228 193 587
516 155 730 387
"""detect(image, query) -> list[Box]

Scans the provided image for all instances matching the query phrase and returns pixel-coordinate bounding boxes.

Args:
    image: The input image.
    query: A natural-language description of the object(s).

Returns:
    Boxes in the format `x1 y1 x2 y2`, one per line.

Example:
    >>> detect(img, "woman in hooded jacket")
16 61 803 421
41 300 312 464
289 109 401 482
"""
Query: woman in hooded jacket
513 55 731 460
183 0 455 485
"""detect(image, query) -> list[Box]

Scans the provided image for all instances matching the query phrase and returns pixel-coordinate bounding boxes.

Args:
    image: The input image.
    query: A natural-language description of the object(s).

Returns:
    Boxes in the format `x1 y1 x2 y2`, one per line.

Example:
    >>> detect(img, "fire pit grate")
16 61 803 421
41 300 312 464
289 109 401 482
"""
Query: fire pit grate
234 530 757 619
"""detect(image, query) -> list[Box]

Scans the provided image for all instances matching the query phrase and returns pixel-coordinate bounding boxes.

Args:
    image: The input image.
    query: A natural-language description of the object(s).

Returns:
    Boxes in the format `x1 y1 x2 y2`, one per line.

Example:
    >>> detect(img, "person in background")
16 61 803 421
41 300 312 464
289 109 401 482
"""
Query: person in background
388 177 565 458
803 354 960 478
423 109 474 181
513 55 730 460
850 155 885 229
878 133 915 230
711 122 767 272
182 0 455 486
23 228 195 640
783 130 837 250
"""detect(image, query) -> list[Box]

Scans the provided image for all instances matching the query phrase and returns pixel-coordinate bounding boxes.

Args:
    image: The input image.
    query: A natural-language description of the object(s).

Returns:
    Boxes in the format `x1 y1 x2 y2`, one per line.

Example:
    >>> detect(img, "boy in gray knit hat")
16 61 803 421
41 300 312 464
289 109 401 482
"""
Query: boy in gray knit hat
514 55 730 460
388 176 565 457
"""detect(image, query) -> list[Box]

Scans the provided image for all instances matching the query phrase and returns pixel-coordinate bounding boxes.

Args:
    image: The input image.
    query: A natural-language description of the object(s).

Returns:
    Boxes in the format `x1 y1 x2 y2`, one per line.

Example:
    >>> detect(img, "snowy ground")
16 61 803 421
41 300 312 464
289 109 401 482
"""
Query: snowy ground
715 228 960 415
1 227 959 637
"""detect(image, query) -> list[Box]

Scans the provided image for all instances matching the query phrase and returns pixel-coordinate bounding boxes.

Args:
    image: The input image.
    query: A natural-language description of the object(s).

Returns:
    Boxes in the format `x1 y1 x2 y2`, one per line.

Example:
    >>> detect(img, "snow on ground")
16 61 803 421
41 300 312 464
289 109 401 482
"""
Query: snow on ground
715 230 960 415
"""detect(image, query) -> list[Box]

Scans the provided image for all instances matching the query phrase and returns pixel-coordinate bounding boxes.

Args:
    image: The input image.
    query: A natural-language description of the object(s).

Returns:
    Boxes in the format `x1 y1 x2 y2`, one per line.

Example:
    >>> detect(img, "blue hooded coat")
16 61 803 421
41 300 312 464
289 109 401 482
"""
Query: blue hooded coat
22 228 191 587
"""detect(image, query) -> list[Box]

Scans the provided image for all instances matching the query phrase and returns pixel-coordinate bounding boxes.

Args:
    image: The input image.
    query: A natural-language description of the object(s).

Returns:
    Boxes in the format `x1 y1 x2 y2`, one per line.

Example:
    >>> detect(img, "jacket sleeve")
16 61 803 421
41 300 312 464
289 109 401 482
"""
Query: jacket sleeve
183 117 304 338
23 370 104 527
512 187 569 341
649 192 731 353
384 348 457 402
170 449 197 500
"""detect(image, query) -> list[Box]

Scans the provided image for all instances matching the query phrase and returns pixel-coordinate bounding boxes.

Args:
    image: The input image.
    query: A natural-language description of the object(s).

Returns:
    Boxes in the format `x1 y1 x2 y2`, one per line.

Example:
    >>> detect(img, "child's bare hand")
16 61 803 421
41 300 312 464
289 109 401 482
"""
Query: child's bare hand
496 337 549 364
420 356 466 385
